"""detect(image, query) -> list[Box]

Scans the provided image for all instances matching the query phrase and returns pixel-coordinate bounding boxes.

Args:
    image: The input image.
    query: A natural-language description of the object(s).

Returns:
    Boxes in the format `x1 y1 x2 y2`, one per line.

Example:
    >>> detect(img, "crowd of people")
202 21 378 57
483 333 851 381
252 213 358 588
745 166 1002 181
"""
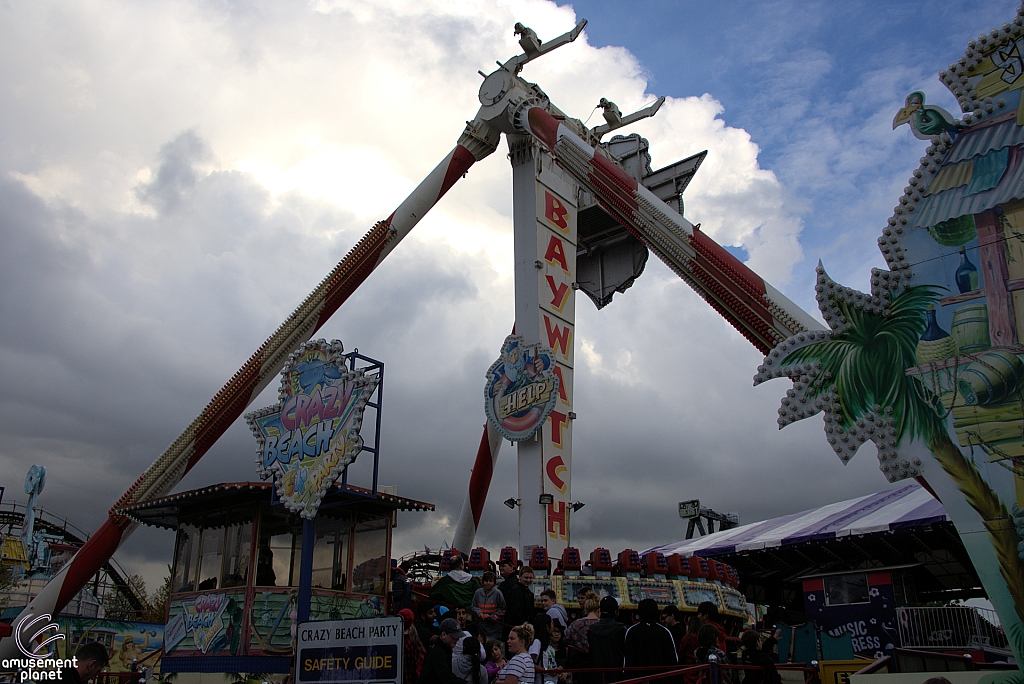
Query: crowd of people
407 558 782 684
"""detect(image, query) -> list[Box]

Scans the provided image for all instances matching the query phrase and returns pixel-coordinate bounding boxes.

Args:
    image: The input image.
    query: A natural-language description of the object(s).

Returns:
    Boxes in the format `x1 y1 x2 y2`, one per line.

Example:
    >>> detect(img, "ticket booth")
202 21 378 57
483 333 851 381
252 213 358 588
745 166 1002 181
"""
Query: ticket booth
120 481 433 681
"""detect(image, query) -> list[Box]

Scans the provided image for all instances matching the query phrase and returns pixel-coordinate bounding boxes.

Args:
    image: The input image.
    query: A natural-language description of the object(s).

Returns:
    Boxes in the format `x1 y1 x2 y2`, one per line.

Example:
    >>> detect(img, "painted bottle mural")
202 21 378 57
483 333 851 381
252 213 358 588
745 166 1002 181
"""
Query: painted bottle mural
916 304 958 365
955 246 979 293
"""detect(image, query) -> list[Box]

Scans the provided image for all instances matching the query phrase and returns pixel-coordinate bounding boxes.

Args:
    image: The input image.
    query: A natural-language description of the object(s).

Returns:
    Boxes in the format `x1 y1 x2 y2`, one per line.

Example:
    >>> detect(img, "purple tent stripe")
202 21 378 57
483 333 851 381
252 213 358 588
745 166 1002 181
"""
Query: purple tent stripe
886 496 948 530
645 509 812 555
778 484 918 545
643 483 948 558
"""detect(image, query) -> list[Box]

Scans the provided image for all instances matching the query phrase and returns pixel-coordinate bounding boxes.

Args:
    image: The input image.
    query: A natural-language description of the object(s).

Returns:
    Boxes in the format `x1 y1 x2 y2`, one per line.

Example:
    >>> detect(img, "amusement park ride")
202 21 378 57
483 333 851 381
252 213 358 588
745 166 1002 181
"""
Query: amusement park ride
7 6 1024 672
0 20 820 654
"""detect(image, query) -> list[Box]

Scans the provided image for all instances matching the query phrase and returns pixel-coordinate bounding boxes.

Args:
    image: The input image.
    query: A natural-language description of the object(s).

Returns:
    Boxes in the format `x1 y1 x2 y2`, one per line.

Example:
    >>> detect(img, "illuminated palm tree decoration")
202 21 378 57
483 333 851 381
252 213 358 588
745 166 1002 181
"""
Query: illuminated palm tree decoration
755 264 1024 636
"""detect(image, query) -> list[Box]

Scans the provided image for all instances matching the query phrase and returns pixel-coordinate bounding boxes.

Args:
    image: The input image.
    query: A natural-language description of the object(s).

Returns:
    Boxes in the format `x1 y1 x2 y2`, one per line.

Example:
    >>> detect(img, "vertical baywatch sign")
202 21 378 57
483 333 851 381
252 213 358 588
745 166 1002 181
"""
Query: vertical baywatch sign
246 339 378 519
537 174 577 556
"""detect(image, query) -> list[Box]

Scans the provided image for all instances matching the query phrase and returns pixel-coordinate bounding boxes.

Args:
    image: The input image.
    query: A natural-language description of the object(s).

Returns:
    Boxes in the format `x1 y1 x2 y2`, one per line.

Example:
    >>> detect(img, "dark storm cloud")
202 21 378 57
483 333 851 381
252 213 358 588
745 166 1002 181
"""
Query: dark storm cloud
137 130 214 214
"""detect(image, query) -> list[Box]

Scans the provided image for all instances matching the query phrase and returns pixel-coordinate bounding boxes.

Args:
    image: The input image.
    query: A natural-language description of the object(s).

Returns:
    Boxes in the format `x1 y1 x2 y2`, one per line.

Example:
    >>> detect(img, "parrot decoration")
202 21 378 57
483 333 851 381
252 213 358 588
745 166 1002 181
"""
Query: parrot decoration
893 91 957 140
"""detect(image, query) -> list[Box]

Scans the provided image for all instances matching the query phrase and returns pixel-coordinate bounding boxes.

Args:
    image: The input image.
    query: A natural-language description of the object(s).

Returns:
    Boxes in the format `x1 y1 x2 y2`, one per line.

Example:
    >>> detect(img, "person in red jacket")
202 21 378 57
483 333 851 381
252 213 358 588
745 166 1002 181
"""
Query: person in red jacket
696 602 728 653
676 616 703 684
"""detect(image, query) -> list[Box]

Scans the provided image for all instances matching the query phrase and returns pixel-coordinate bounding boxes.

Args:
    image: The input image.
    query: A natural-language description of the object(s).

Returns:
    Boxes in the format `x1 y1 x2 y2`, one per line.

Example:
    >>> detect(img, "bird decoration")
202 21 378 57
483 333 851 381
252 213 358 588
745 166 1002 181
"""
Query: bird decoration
598 98 623 128
514 23 542 58
893 91 957 140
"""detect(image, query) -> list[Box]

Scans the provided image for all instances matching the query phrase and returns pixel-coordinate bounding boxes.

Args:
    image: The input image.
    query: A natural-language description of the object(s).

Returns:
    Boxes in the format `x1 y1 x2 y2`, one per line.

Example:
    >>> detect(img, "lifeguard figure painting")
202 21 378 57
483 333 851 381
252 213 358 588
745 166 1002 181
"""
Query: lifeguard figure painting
485 334 559 441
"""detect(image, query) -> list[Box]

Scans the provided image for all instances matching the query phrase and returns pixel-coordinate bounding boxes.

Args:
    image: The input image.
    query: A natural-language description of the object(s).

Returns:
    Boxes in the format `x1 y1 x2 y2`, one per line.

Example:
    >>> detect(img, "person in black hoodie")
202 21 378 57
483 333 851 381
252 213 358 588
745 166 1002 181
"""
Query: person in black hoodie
587 596 626 683
60 642 109 683
498 559 519 598
504 566 537 630
497 559 520 640
624 599 678 681
739 631 781 684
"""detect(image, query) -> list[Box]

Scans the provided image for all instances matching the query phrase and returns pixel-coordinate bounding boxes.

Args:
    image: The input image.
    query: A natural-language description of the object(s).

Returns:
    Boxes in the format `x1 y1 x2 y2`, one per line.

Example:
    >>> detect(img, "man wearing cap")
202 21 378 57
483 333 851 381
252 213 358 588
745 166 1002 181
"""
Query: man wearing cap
503 566 537 630
587 596 626 683
416 618 466 684
497 559 518 598
661 605 686 647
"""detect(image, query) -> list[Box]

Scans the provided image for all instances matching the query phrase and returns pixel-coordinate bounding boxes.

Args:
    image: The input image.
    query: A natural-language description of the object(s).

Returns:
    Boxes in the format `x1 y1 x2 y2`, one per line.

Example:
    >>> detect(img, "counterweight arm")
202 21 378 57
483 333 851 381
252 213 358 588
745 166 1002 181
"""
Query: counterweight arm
519 106 823 353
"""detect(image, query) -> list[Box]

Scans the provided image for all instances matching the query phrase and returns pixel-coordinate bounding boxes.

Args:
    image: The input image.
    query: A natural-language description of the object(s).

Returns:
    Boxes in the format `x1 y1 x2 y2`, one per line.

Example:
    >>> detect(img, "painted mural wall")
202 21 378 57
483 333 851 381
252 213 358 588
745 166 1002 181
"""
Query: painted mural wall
164 589 383 660
755 5 1024 673
55 617 164 674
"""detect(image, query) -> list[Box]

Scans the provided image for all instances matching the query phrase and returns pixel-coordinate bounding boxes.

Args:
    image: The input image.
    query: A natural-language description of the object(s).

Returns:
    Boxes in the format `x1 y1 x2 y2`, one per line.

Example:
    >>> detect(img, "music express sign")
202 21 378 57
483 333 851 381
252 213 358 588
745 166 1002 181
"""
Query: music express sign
246 339 378 518
297 617 402 684
485 334 559 441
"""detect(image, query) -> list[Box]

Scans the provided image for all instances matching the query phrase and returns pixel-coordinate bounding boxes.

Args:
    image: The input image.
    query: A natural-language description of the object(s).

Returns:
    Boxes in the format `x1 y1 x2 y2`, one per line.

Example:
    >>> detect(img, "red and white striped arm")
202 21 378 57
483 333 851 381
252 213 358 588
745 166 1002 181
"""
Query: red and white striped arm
0 141 489 652
520 107 823 354
452 422 504 553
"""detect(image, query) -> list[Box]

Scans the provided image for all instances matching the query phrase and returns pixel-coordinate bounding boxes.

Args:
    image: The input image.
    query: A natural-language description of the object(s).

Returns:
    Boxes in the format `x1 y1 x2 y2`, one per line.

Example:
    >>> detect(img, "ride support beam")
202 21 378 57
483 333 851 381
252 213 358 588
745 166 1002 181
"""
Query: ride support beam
0 131 498 656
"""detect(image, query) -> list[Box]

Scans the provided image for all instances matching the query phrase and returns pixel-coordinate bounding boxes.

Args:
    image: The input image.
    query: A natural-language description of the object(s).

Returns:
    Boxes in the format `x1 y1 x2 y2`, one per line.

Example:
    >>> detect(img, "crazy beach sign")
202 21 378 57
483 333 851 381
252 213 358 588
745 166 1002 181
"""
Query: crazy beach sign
246 339 379 519
485 334 559 441
165 592 231 654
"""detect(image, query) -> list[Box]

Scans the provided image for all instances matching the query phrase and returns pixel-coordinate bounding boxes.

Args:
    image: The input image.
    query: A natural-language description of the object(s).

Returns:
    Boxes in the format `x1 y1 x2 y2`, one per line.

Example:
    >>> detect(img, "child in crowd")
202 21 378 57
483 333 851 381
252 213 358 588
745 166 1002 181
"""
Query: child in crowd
472 571 507 642
549 621 567 669
486 639 507 682
694 624 726 664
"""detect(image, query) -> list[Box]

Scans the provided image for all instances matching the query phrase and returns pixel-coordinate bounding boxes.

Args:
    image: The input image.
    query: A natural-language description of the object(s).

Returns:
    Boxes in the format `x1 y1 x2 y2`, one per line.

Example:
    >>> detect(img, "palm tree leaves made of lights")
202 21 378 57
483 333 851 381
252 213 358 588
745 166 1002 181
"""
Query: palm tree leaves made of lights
755 265 1024 650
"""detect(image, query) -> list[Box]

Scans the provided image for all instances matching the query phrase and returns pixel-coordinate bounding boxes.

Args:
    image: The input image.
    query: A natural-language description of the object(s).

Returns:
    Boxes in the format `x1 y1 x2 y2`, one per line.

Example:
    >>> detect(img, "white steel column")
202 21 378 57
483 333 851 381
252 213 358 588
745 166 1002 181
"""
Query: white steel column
510 136 547 554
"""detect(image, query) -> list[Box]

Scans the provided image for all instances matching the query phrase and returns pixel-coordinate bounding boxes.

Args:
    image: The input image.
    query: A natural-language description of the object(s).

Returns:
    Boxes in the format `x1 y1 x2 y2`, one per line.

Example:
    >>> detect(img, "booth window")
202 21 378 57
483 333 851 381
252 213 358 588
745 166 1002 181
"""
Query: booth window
170 506 254 593
313 514 351 590
825 573 869 605
171 523 200 592
257 506 303 587
350 514 388 596
196 526 224 591
222 511 253 588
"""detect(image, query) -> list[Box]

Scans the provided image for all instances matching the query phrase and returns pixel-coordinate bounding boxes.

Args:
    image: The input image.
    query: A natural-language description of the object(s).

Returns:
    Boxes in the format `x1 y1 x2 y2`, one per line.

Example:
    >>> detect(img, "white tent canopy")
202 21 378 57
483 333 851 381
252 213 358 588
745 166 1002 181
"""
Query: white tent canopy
646 482 947 558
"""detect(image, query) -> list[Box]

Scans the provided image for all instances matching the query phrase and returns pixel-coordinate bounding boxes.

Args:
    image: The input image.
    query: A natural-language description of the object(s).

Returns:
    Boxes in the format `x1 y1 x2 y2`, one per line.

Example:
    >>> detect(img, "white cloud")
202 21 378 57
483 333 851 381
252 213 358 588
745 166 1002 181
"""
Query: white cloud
0 0 885 593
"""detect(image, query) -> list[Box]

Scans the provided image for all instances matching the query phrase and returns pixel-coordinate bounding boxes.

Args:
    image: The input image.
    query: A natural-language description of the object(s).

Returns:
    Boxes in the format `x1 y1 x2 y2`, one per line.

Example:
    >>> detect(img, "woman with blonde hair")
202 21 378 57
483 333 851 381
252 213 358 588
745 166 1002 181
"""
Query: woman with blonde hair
498 624 536 684
563 592 601 684
564 593 601 654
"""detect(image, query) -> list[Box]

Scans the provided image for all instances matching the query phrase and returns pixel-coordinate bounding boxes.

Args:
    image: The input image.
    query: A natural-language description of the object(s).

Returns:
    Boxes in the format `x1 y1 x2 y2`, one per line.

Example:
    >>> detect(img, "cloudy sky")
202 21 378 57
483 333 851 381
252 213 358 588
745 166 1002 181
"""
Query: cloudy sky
0 0 1014 592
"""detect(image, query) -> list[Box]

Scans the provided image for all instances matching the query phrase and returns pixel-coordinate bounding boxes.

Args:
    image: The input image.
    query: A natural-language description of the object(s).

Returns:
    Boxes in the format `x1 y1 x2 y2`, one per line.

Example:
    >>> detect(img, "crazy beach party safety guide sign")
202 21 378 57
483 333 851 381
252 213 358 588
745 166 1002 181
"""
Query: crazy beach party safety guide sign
296 617 402 684
485 334 559 441
246 339 379 518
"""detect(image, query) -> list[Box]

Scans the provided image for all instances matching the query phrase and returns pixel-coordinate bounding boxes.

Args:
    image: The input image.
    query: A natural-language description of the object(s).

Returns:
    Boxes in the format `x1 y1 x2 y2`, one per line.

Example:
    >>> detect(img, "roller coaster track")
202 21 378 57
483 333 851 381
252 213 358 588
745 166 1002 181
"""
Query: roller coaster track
0 503 146 617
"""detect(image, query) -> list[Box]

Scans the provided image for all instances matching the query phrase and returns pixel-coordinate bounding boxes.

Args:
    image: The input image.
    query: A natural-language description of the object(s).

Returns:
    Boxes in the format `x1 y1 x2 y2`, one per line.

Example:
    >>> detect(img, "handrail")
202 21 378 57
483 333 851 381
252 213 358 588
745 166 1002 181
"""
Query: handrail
854 655 891 675
535 661 819 684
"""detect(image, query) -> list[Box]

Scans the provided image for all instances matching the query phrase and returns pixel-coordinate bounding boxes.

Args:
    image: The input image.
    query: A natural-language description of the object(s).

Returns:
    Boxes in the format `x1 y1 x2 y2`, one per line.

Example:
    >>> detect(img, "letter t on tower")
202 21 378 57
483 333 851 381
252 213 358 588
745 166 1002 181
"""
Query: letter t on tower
508 134 577 559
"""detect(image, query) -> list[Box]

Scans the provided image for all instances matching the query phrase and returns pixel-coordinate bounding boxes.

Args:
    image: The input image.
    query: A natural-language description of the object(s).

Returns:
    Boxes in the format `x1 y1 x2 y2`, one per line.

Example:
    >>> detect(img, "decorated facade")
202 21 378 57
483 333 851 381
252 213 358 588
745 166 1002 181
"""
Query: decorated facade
755 4 1024 670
